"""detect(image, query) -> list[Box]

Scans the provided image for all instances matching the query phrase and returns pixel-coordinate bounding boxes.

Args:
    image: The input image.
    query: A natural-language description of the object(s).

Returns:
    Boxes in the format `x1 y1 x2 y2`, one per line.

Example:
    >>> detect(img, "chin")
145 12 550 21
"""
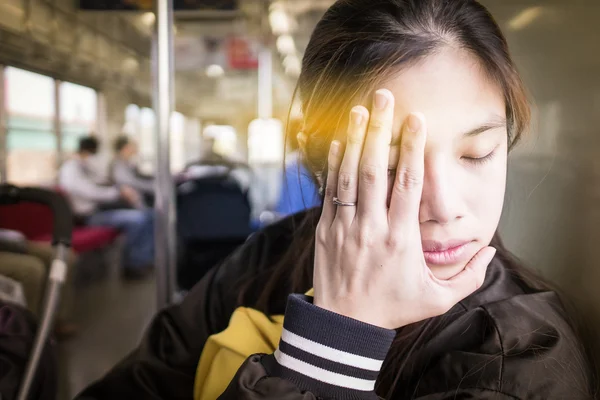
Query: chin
428 263 470 280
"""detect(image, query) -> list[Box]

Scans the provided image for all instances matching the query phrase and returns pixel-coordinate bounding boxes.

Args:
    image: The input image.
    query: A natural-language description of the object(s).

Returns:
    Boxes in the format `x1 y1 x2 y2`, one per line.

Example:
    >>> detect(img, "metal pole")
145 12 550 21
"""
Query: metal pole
257 48 273 119
54 80 62 171
17 243 68 400
153 0 177 310
95 91 107 140
0 65 6 183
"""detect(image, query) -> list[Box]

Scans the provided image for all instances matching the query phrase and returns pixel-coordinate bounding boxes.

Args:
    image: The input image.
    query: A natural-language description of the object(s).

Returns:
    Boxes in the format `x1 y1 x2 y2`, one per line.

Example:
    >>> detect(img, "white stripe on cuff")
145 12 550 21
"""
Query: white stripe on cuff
274 349 376 392
281 328 384 372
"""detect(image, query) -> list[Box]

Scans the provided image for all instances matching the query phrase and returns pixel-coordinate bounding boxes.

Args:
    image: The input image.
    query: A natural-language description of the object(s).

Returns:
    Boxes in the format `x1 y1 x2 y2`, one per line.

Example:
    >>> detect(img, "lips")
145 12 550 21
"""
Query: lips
421 239 474 266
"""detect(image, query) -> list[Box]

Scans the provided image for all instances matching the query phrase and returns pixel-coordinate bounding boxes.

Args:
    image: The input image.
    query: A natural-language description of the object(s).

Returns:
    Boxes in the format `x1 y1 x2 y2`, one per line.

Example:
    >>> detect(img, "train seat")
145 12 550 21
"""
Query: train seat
0 189 120 254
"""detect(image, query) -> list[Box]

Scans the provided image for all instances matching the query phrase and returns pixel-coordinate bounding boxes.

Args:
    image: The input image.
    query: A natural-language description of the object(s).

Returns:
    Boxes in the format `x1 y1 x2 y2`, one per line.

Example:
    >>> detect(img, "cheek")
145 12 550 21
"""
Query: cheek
465 158 507 239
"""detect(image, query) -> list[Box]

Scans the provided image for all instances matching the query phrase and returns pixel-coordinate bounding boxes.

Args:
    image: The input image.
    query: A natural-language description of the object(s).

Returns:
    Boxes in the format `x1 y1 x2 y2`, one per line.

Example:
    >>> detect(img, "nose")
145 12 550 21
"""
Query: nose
419 156 464 225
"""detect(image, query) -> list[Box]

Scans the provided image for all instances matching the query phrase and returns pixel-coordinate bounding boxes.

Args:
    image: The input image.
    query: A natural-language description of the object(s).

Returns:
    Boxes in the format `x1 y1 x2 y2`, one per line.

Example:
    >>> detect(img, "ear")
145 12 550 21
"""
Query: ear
296 131 308 153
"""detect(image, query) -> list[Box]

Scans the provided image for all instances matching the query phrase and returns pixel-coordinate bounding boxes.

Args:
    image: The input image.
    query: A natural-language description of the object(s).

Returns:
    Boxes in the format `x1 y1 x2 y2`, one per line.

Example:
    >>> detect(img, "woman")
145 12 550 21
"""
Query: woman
77 0 596 399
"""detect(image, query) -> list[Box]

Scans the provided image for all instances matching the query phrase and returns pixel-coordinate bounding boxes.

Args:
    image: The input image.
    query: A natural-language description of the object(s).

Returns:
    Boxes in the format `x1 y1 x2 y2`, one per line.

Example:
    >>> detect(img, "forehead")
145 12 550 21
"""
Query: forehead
383 48 506 141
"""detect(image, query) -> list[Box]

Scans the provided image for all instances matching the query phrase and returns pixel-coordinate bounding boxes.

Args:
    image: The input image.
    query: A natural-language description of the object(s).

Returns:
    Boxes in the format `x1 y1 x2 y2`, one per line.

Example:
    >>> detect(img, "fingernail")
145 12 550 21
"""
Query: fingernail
350 107 363 125
407 113 422 132
374 89 390 110
330 140 340 156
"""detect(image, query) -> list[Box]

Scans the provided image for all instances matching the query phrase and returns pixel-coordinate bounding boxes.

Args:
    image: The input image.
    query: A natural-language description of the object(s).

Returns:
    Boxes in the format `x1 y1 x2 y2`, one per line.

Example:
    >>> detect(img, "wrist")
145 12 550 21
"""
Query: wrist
265 294 396 399
314 296 393 329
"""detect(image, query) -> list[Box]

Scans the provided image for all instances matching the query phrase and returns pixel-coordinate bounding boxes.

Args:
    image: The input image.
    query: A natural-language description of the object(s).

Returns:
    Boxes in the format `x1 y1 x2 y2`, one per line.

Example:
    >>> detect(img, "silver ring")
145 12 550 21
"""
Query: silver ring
333 197 357 207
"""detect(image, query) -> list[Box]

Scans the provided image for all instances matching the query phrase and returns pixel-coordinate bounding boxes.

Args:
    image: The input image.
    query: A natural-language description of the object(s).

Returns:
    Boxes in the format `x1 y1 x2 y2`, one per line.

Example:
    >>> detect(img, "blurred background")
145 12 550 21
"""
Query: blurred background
0 0 598 398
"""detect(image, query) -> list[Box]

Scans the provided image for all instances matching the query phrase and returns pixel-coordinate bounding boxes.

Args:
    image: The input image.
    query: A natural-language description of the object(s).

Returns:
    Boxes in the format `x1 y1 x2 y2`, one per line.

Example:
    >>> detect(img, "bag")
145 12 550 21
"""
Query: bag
0 302 57 400
0 275 26 309
193 290 314 400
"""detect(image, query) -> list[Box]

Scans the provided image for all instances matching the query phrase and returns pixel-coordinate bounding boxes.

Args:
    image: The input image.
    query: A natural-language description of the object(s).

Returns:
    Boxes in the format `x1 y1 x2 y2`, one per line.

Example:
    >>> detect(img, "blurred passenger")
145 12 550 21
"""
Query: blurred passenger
0 228 79 337
275 121 321 217
59 136 154 280
110 135 154 196
183 137 252 193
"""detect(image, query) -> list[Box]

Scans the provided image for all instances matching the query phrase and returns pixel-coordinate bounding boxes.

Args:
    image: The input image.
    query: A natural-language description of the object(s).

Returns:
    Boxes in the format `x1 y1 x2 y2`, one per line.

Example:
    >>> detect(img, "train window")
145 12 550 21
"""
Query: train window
129 106 201 174
5 67 57 185
123 104 141 137
184 118 202 166
247 118 284 164
138 107 156 175
170 112 186 173
59 82 97 155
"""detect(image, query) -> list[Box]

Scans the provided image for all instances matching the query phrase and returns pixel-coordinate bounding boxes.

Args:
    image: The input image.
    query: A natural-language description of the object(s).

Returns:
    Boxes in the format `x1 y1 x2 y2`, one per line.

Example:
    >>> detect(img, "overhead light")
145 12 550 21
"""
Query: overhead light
508 6 543 31
283 54 301 77
276 35 296 55
269 6 296 35
283 54 300 69
141 12 155 26
206 64 224 78
285 63 301 77
122 57 140 74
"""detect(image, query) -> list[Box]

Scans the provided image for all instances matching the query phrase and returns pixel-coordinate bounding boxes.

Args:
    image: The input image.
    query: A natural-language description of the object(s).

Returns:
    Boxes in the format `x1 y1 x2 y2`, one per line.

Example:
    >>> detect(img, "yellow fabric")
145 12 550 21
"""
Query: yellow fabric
194 308 284 400
194 289 314 400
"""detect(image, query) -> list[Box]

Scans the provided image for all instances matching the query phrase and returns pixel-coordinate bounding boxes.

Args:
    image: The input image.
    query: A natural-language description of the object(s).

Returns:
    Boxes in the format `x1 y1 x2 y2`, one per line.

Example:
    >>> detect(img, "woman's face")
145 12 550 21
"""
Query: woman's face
355 48 507 280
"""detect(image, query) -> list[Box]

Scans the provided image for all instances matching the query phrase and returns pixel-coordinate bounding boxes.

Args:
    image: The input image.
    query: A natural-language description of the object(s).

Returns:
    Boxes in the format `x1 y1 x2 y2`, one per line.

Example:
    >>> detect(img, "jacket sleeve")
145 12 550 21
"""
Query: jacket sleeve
74 225 288 400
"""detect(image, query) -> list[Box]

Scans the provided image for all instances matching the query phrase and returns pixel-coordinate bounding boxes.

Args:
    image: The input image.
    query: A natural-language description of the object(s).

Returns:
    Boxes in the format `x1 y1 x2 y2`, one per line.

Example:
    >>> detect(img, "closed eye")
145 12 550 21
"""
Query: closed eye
462 149 497 165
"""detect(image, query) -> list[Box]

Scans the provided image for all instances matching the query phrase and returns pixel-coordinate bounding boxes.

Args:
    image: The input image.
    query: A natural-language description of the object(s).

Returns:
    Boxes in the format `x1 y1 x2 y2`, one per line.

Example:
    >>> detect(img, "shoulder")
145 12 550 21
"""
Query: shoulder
410 260 593 399
479 290 592 399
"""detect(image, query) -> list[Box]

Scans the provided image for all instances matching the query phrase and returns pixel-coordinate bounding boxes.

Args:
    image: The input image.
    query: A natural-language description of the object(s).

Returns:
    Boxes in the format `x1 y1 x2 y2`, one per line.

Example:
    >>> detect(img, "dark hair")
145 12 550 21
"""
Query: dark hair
78 136 99 155
239 0 596 396
114 135 131 153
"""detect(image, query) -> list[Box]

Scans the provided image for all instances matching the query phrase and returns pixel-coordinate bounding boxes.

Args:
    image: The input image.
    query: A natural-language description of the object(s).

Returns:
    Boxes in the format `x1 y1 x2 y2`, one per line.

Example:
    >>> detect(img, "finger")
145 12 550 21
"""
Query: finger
441 246 496 304
320 140 343 226
357 89 395 220
388 112 427 230
336 106 369 223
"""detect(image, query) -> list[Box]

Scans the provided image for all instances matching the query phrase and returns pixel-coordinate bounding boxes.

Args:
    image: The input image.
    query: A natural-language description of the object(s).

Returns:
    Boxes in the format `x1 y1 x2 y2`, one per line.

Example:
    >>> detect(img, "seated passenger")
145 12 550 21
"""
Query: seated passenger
110 135 154 197
59 136 154 280
76 1 596 399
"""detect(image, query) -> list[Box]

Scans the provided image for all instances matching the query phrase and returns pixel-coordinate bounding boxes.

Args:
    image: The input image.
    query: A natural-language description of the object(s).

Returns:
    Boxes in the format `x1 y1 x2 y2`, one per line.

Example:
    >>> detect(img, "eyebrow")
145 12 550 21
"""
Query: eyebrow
390 116 507 145
462 117 507 138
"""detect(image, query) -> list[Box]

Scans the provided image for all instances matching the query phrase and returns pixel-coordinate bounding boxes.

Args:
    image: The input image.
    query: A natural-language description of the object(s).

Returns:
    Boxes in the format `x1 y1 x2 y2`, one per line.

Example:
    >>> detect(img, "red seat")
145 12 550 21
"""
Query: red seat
0 190 119 254
31 227 120 254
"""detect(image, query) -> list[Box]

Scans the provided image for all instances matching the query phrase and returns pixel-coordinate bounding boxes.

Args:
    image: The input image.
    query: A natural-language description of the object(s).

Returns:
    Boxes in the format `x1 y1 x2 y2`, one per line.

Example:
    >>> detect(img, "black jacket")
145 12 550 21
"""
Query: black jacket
76 211 593 400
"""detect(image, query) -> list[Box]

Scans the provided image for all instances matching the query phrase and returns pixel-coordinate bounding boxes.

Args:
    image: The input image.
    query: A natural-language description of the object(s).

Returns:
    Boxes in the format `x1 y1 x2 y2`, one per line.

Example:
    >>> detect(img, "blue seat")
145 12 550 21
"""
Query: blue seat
176 176 252 290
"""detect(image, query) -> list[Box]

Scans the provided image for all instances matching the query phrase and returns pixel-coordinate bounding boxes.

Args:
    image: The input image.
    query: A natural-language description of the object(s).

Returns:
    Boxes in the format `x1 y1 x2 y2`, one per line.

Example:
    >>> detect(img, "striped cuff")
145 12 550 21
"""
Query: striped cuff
263 294 396 400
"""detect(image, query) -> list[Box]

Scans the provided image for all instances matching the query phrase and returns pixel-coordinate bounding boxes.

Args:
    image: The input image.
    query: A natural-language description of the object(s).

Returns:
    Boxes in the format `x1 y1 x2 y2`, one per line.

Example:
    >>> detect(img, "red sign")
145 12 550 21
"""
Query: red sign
226 37 259 70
